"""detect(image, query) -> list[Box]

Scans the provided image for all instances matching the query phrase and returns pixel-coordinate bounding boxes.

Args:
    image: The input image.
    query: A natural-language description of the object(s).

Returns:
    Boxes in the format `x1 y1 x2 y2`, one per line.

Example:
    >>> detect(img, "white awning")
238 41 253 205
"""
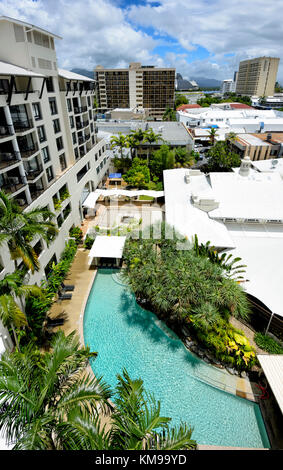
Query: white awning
257 355 283 414
0 60 45 78
83 190 164 208
88 236 126 263
58 68 94 82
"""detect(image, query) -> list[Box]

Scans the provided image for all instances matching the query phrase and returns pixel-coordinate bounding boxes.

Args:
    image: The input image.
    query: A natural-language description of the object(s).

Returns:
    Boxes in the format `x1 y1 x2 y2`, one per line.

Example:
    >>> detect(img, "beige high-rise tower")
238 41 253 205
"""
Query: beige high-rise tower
235 56 280 97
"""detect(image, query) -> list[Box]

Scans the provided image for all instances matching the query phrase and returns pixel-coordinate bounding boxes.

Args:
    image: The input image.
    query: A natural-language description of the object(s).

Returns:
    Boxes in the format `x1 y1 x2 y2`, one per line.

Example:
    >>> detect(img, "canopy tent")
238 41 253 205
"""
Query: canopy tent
88 236 126 266
83 189 164 208
257 355 283 415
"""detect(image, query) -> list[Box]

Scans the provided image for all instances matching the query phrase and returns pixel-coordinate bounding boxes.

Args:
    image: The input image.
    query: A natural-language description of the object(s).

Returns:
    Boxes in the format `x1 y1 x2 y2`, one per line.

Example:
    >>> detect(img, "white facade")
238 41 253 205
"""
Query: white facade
0 17 110 349
221 79 236 94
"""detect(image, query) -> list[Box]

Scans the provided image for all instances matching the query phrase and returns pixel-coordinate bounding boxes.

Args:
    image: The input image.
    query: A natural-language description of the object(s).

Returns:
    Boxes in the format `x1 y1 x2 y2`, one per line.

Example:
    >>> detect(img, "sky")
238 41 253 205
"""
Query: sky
0 0 283 83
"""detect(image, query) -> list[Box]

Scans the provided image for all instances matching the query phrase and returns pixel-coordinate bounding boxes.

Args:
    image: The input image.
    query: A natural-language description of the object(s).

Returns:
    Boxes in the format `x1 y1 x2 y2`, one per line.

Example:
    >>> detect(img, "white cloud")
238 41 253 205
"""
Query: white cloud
0 0 282 82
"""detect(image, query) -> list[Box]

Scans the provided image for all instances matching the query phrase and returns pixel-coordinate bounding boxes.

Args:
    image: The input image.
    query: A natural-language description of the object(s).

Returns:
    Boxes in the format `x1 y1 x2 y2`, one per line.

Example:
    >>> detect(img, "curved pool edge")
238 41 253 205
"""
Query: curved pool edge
83 268 271 449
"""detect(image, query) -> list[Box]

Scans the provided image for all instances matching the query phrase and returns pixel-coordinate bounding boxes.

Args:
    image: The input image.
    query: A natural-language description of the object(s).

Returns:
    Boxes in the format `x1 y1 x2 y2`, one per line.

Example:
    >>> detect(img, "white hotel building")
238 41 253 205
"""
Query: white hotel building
0 17 110 348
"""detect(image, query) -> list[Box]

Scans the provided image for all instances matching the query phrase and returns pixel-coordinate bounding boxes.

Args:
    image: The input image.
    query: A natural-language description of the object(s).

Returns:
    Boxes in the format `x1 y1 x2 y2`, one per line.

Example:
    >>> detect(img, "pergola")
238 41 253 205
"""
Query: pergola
83 189 164 209
88 236 126 267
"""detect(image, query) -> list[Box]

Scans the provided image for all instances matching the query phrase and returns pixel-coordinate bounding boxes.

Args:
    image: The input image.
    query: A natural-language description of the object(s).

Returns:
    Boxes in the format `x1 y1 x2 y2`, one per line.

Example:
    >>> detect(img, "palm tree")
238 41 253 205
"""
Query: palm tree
0 271 43 350
143 128 163 163
0 332 196 450
162 107 176 122
125 134 139 160
0 191 57 272
128 128 146 158
208 128 219 146
110 133 128 159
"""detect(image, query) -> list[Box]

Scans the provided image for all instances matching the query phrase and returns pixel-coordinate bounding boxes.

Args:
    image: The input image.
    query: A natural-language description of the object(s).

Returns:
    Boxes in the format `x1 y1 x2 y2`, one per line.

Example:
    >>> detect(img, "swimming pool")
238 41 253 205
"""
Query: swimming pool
83 269 270 448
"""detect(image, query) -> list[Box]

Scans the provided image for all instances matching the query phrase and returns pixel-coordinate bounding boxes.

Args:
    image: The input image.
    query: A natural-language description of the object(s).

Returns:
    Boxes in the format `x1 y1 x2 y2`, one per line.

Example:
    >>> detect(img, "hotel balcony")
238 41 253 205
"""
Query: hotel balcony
74 106 87 114
0 124 14 139
29 184 45 201
13 118 34 133
25 163 44 181
0 150 21 171
19 143 39 159
0 174 27 195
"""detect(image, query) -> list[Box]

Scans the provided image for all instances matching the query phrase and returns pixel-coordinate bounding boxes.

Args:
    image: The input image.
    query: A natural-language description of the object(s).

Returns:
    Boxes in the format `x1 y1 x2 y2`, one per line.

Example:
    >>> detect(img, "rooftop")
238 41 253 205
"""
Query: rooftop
58 68 94 82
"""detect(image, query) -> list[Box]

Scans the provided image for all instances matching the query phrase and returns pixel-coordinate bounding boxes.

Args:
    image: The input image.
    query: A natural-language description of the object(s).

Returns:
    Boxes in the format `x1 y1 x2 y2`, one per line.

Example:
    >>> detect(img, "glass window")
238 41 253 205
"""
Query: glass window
42 146 50 163
46 165 54 182
46 77 54 92
59 153 67 171
49 97 57 115
67 99 72 112
56 136 64 151
37 125 46 143
53 118 61 134
72 132 77 145
69 115 74 129
32 102 41 120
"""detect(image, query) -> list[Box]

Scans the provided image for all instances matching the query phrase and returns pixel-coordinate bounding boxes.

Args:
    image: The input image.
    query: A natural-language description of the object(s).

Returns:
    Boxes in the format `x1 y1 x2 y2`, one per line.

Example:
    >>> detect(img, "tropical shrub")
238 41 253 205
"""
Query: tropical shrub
69 226 83 244
254 332 283 354
24 240 77 345
83 235 95 250
122 224 255 370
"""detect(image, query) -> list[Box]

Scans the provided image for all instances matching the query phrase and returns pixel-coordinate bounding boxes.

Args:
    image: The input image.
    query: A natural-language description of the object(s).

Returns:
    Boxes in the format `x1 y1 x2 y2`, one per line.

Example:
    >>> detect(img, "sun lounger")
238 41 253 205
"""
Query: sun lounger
58 291 72 300
61 282 75 291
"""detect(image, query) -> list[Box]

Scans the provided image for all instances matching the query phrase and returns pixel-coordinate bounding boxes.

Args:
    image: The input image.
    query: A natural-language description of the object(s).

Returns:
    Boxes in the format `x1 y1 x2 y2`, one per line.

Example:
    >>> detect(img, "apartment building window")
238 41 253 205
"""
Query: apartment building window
95 153 98 161
53 118 61 134
72 132 77 145
92 136 95 145
90 122 93 133
59 153 67 171
32 102 42 121
74 147 79 160
67 99 72 112
56 136 64 151
37 125 46 143
76 162 90 182
49 97 58 115
89 110 92 120
69 115 74 129
46 165 54 182
87 96 91 107
42 146 50 163
46 77 54 92
0 79 9 94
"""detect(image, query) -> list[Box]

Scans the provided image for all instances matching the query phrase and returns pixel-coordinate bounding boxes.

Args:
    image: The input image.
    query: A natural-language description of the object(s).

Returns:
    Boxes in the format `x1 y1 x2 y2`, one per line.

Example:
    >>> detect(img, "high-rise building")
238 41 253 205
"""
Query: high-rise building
221 79 236 95
0 16 110 298
96 62 175 120
235 56 280 97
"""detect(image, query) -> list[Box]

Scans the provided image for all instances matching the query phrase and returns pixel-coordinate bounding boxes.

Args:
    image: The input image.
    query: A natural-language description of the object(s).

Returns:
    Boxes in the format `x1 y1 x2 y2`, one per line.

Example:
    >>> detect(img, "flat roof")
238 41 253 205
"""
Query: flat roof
257 355 283 414
209 172 283 220
0 60 45 78
58 68 94 82
88 236 126 260
0 15 62 39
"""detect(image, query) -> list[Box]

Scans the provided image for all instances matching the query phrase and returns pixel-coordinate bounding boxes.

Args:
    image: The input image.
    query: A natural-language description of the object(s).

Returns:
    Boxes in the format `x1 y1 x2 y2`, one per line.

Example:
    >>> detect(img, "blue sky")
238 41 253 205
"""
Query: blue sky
0 0 282 82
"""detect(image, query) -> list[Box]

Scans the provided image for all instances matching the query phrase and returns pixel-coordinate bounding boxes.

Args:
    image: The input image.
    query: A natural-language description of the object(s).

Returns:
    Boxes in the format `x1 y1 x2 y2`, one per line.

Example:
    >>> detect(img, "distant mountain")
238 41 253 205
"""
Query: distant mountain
190 77 221 88
71 68 94 79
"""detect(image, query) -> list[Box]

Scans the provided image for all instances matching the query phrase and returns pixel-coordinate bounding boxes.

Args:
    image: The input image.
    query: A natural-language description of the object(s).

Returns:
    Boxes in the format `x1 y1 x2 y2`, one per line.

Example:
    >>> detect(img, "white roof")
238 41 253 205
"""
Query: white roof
163 169 235 249
225 223 283 316
83 190 164 208
0 15 62 39
208 172 283 220
0 60 45 78
88 236 126 261
257 355 283 414
251 159 283 176
58 68 94 82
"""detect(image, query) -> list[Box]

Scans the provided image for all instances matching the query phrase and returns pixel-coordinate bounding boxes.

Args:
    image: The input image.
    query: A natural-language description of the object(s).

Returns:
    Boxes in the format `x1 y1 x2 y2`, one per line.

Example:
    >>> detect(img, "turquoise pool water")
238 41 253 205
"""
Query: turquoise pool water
83 269 270 448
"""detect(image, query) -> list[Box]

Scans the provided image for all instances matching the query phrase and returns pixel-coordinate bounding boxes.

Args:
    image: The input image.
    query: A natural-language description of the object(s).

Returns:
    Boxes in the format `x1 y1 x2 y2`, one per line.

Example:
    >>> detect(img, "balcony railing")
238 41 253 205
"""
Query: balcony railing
0 124 14 139
0 175 27 194
74 106 87 114
13 119 34 132
0 151 21 170
25 164 43 181
19 143 39 158
30 186 45 201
